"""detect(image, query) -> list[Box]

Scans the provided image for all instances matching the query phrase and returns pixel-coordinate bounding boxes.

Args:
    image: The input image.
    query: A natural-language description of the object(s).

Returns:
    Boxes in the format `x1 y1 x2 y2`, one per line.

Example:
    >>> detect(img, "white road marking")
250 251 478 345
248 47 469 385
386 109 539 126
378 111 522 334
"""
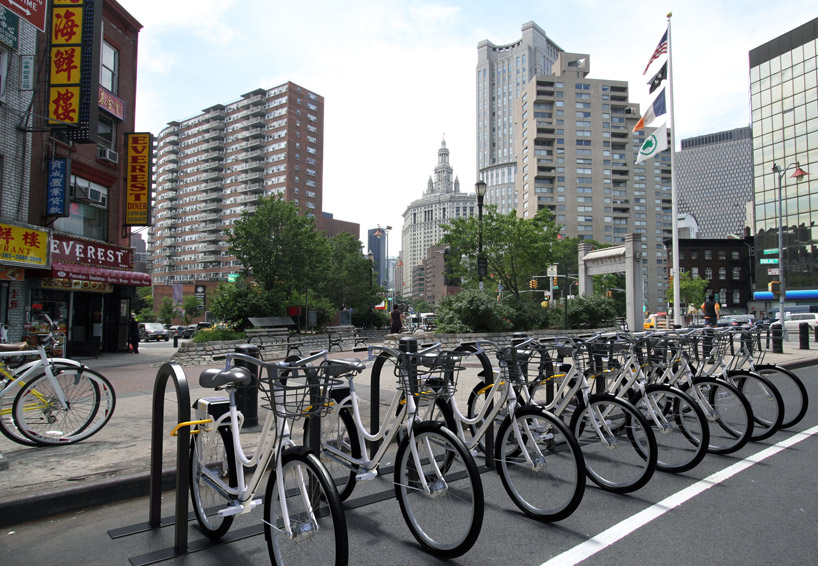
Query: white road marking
542 424 818 566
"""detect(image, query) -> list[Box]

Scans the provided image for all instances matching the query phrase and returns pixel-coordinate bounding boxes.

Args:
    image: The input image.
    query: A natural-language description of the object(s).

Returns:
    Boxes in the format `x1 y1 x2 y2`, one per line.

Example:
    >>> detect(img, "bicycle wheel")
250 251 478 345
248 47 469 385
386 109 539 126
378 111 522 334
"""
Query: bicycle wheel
394 422 483 559
466 380 509 454
569 394 657 493
1 375 39 446
264 449 348 566
495 406 585 522
12 367 115 446
304 407 360 501
190 425 237 539
686 377 753 455
729 370 783 441
754 364 809 428
630 385 709 474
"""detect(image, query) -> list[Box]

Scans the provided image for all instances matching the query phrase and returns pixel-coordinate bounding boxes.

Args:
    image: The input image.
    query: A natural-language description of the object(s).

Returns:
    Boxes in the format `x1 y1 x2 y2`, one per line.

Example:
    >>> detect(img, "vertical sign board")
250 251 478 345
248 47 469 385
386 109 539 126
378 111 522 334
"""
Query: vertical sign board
48 0 100 143
124 133 153 226
46 158 70 217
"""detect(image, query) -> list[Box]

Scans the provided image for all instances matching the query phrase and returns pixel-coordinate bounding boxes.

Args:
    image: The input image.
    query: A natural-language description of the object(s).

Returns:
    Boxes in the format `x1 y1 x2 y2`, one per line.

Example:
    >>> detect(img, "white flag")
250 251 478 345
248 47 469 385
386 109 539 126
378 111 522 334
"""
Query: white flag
635 123 668 164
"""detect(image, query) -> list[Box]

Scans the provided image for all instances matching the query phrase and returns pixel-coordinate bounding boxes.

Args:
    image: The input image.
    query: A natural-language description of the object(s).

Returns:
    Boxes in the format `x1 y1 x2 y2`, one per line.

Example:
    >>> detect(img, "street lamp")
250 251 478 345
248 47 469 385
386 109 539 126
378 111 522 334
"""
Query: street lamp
385 225 392 303
367 251 375 328
772 162 809 340
475 180 487 290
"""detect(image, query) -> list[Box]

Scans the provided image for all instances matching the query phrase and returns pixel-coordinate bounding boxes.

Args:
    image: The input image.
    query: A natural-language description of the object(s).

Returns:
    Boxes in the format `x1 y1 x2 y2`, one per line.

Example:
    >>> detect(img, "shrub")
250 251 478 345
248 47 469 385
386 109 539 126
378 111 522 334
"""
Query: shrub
192 325 245 343
435 288 512 333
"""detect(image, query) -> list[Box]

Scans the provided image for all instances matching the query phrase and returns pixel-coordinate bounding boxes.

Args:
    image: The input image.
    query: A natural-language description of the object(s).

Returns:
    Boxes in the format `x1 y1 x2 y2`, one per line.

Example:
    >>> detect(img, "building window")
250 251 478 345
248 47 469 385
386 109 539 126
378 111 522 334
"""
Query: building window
691 266 699 279
733 289 741 304
705 249 712 260
100 41 119 93
732 267 740 280
691 250 698 260
98 115 116 150
732 250 740 260
54 175 109 240
719 267 726 280
718 250 726 260
705 267 712 280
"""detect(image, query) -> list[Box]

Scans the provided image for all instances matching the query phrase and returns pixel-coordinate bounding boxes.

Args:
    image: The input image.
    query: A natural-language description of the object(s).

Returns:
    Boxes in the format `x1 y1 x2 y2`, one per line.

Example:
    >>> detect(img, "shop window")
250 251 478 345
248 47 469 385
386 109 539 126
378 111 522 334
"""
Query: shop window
53 175 108 240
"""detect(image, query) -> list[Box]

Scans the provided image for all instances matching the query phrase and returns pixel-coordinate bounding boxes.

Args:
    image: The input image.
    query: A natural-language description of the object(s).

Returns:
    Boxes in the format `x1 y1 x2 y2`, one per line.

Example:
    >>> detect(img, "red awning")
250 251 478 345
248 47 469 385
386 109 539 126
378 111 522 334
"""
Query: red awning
51 262 151 286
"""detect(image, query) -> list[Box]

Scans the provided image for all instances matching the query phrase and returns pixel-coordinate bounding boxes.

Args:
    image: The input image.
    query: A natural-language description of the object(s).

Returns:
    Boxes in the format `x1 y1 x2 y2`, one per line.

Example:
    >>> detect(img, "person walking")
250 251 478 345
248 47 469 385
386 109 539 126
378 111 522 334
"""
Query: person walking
390 305 402 334
128 314 140 353
701 294 720 327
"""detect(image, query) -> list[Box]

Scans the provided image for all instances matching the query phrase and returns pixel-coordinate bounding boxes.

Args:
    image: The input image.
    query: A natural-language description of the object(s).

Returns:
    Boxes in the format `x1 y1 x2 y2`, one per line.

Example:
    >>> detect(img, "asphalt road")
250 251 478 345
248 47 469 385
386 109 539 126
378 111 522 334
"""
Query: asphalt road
1 363 817 566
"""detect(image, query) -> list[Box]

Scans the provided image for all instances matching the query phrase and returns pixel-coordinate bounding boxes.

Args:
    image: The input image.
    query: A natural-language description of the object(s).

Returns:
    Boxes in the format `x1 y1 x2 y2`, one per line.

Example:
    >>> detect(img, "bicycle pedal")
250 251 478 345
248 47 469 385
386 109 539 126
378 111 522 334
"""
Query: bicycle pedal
217 503 244 517
356 470 378 481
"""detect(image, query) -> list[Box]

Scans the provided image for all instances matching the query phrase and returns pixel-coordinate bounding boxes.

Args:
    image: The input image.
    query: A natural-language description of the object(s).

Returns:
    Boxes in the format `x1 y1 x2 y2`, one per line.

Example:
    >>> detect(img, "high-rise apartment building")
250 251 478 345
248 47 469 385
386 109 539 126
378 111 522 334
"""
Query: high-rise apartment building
513 52 673 313
401 140 475 298
152 82 356 310
749 18 818 307
477 21 562 214
676 127 754 238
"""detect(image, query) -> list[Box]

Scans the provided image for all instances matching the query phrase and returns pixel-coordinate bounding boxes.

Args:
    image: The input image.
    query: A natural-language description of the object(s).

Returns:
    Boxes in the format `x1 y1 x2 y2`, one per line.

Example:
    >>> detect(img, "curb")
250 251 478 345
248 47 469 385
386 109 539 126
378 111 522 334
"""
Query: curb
0 469 177 529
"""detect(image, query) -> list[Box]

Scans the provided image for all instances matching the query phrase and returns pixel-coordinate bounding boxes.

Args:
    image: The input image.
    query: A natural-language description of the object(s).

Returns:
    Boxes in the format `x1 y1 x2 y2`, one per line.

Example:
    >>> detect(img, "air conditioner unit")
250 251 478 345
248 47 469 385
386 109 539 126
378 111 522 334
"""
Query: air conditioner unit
87 187 107 206
97 146 119 164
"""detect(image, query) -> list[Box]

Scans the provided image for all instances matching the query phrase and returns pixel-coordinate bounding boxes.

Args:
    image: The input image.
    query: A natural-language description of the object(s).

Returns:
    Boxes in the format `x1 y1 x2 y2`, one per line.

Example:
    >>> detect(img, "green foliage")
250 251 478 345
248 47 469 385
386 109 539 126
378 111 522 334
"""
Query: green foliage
318 232 380 315
158 297 176 326
565 295 617 329
502 293 546 331
192 326 245 343
182 295 203 325
132 286 152 314
287 289 335 329
435 288 512 333
226 196 329 296
136 309 157 322
441 207 561 299
665 270 710 308
208 278 283 331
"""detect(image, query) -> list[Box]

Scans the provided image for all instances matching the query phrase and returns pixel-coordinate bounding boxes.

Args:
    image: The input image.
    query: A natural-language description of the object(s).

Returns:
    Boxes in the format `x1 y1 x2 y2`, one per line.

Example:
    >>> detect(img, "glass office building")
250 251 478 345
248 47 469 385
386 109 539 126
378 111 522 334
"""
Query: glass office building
750 18 818 306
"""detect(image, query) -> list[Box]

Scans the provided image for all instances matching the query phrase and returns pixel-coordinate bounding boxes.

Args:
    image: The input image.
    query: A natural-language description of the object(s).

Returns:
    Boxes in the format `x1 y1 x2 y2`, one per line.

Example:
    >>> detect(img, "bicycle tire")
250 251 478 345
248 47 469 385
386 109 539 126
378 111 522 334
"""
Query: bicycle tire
684 377 754 455
394 422 483 559
728 370 783 441
630 385 709 474
12 367 115 446
495 406 585 522
569 394 657 493
264 448 348 566
1 375 39 446
753 364 809 428
466 380 508 454
304 407 361 501
190 425 237 539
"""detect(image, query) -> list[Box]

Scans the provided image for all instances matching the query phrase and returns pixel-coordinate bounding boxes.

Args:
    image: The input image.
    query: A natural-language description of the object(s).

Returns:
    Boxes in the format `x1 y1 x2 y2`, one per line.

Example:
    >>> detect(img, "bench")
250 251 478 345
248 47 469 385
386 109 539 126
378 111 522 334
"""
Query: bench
245 316 302 357
326 326 367 352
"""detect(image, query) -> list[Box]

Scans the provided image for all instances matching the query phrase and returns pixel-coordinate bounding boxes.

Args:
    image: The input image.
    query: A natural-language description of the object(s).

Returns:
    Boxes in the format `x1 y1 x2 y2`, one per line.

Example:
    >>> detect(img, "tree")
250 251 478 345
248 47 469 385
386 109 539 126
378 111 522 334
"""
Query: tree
319 232 380 316
208 278 282 330
158 297 176 325
226 196 329 297
182 295 203 325
441 207 561 299
132 286 152 314
665 271 709 309
436 288 512 333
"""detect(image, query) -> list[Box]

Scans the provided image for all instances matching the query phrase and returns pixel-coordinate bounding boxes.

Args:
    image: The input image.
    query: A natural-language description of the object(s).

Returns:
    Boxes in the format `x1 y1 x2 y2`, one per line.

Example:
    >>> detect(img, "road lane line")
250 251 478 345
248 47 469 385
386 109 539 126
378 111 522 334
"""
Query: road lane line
542 424 818 566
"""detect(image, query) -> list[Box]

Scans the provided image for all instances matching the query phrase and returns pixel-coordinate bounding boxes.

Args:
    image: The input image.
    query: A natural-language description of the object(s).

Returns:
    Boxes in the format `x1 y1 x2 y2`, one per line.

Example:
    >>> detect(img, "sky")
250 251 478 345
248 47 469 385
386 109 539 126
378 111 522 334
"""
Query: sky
116 0 816 256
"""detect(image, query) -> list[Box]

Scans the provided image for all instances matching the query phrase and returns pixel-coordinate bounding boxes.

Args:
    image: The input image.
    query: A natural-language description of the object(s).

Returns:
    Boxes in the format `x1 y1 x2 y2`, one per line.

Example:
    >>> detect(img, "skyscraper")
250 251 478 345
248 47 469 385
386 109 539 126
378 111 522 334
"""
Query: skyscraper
476 22 562 214
749 17 818 308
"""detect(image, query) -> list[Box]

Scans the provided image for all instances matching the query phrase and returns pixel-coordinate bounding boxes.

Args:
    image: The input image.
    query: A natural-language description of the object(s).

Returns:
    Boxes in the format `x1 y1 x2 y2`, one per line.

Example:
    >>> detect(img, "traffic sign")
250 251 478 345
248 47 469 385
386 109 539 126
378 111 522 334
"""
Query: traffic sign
0 0 47 32
767 268 780 276
763 248 779 255
760 258 779 264
547 265 558 277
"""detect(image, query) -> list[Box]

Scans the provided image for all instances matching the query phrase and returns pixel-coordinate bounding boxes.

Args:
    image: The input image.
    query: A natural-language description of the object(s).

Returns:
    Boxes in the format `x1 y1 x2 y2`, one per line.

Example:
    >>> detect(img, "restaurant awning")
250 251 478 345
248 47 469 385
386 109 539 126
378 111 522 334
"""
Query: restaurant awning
51 262 151 286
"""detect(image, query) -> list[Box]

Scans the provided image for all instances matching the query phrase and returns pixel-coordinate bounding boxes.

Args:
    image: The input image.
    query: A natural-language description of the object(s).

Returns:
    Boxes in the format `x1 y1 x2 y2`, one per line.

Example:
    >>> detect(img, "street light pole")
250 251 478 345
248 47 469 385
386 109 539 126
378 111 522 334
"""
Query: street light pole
772 162 809 341
475 180 487 290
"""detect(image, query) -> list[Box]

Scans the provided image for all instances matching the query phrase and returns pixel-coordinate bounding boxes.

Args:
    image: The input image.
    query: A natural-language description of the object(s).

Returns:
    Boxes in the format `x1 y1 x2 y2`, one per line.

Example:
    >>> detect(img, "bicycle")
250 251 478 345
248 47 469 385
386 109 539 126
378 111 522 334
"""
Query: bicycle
190 350 349 565
0 315 116 447
307 338 484 559
419 338 586 522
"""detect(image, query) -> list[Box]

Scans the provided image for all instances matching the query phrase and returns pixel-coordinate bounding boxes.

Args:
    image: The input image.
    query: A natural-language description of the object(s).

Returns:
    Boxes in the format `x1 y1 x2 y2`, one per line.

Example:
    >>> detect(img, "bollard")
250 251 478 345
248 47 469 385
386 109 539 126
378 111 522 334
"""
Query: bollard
799 322 810 350
173 332 179 348
234 343 260 428
814 324 818 343
771 325 783 354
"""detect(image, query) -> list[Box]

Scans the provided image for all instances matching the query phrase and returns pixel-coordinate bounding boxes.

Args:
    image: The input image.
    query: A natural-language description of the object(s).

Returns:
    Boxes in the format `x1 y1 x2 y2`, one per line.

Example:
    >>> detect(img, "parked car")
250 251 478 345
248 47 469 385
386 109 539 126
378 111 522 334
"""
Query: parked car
644 312 668 330
196 321 213 331
138 322 170 342
770 313 818 332
186 324 198 338
717 314 756 327
168 325 186 337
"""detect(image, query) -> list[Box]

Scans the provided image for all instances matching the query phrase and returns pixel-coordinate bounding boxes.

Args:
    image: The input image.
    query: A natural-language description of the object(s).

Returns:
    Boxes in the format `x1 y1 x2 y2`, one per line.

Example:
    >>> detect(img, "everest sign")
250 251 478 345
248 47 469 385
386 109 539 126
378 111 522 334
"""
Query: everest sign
0 0 48 32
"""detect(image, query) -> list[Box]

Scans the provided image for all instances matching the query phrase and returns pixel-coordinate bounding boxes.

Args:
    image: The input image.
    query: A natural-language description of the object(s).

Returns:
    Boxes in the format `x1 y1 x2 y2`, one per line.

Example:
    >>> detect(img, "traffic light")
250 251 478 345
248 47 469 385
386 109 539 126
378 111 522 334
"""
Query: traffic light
606 290 612 298
552 276 559 288
769 281 781 294
530 279 538 289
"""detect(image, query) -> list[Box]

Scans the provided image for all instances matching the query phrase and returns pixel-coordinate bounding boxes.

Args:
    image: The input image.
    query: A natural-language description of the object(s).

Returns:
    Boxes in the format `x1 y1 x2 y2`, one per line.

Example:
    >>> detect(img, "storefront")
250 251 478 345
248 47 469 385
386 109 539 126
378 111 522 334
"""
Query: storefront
26 233 150 356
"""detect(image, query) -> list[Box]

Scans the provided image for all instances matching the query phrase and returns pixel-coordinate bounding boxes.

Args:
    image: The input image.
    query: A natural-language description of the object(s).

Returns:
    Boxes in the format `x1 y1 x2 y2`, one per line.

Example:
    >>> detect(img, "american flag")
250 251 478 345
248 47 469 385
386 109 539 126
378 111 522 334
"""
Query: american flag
643 30 668 74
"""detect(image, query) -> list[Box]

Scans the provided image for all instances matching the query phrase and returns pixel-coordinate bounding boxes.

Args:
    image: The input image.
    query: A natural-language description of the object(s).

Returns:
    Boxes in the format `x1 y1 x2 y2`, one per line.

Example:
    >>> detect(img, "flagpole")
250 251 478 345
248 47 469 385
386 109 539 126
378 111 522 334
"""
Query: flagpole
666 12 682 327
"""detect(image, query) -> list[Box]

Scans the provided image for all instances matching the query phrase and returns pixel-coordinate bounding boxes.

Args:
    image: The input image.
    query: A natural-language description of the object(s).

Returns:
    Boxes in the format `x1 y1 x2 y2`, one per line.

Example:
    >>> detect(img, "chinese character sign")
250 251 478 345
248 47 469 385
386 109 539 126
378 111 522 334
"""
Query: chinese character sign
0 222 51 268
125 133 153 226
47 158 71 218
48 0 101 144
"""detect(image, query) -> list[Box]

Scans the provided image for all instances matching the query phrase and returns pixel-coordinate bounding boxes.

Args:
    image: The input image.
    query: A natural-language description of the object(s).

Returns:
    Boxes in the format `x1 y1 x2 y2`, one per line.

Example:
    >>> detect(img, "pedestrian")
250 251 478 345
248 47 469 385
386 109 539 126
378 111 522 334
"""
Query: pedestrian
128 314 140 353
701 294 719 327
390 305 402 334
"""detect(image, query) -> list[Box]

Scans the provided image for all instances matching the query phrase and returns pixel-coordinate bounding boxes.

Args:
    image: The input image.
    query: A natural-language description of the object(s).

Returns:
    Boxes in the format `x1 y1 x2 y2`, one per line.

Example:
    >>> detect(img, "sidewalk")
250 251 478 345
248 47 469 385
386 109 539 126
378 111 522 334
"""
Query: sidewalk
0 339 815 528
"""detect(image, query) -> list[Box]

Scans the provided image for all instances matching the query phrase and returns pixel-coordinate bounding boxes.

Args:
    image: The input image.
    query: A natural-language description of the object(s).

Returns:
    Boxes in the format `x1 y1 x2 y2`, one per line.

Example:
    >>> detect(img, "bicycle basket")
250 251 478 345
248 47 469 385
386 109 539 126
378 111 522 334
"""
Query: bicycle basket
496 344 540 386
396 350 465 400
258 363 343 420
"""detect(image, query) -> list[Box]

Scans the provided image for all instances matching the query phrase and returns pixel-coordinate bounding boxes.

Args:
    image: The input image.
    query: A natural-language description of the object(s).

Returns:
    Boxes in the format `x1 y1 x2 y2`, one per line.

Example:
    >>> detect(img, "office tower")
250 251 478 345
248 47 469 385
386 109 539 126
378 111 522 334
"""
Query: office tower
152 82 338 299
476 21 562 214
676 127 754 238
514 52 672 313
401 139 474 298
749 17 818 307
367 226 389 288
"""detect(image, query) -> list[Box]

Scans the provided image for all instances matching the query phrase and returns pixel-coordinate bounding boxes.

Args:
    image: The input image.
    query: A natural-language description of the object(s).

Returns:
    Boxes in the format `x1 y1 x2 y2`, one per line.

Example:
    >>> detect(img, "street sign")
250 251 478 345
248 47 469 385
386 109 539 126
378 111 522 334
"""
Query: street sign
763 248 779 255
547 265 558 277
768 268 780 276
0 0 47 32
760 258 779 264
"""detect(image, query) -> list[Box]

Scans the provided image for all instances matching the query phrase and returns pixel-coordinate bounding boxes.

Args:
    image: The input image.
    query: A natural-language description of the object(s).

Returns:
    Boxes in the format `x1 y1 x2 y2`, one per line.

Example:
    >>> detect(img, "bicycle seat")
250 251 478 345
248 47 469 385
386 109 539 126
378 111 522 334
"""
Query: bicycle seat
199 366 254 388
322 358 366 376
0 342 28 352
